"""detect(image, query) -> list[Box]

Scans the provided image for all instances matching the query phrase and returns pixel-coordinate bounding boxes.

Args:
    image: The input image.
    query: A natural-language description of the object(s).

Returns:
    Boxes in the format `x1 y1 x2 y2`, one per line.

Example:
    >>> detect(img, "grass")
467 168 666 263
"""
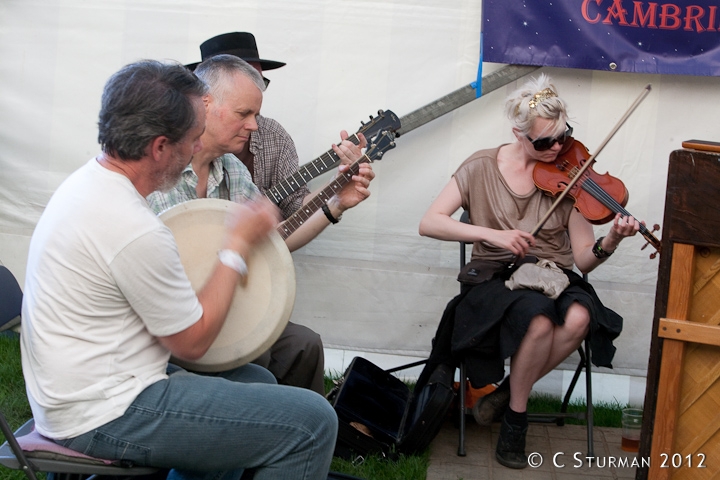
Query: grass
2 334 627 480
331 451 430 480
0 333 30 438
527 392 625 428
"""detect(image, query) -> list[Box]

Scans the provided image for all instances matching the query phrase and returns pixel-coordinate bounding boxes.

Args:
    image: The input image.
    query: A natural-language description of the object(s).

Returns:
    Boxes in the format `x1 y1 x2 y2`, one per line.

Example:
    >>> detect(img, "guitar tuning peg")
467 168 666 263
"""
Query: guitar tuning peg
651 224 660 233
377 109 384 115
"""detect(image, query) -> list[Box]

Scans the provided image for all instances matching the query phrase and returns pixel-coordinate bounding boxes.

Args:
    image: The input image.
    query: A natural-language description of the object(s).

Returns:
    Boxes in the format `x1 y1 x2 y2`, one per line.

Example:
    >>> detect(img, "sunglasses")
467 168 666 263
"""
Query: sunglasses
526 123 573 151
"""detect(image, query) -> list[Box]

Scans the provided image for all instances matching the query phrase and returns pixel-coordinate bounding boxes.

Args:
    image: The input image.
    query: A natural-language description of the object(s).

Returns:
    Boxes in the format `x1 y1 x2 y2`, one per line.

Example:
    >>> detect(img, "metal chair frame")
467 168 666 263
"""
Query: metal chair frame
0 413 159 480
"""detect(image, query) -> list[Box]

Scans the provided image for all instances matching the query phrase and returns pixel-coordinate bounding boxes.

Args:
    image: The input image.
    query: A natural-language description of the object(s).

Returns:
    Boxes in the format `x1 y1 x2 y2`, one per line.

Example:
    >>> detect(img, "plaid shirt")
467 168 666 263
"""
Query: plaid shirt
251 115 310 219
146 154 259 215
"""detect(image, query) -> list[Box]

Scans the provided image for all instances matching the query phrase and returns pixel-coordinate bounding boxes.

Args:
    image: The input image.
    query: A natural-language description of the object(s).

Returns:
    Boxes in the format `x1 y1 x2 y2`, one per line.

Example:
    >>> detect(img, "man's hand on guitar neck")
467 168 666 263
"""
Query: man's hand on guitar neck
282 132 374 253
327 129 373 213
336 129 368 165
331 162 375 214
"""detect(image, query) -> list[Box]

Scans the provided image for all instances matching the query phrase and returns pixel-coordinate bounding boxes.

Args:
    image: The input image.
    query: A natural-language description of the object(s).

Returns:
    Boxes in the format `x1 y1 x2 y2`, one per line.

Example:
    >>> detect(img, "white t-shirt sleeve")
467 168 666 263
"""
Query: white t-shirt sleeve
109 227 203 338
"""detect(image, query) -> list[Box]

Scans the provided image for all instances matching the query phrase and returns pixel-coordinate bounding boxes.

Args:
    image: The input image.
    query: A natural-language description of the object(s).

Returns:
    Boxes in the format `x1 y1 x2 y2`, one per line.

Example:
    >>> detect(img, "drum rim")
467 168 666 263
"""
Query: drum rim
159 198 295 372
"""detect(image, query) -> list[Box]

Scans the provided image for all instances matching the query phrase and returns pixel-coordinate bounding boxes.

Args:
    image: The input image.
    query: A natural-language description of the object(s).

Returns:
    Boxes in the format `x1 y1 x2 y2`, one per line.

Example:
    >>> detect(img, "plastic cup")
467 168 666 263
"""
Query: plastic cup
621 408 643 452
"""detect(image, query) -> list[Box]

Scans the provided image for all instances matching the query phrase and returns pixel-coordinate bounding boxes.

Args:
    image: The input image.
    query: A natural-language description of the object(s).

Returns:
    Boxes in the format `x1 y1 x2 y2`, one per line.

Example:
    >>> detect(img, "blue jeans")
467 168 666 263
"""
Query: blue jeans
57 363 338 480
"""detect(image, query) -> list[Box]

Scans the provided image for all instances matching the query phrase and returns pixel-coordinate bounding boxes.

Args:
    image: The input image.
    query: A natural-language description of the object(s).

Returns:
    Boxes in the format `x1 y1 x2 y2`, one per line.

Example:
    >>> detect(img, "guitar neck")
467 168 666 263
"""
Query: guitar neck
265 133 363 205
277 156 367 240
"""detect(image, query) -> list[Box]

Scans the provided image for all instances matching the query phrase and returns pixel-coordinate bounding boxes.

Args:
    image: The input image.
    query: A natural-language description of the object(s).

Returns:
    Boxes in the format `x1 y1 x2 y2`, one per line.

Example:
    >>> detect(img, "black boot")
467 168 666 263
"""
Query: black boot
495 412 528 469
472 377 510 426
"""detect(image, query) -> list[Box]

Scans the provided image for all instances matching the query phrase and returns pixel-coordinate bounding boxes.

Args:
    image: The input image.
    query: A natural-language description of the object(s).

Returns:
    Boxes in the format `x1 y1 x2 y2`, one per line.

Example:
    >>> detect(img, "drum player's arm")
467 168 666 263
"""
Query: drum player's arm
157 199 279 361
283 134 374 252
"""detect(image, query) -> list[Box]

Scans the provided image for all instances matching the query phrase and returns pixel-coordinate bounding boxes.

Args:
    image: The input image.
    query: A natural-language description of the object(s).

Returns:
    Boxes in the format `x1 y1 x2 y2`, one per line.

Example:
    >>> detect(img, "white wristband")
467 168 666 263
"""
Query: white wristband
217 249 248 276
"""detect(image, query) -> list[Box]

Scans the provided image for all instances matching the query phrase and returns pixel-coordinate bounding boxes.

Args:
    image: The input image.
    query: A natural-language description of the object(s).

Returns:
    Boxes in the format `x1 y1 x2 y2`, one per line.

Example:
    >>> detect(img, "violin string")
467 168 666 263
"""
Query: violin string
581 179 642 227
580 178 656 240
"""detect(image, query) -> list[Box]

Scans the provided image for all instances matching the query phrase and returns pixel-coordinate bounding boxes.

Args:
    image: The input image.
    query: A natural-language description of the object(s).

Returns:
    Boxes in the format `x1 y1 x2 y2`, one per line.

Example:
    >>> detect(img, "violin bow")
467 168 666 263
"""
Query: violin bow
530 84 652 236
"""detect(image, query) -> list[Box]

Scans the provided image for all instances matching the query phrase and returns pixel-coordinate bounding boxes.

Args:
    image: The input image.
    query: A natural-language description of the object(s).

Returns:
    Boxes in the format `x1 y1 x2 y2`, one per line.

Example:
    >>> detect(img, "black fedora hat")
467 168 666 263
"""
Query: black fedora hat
185 32 286 73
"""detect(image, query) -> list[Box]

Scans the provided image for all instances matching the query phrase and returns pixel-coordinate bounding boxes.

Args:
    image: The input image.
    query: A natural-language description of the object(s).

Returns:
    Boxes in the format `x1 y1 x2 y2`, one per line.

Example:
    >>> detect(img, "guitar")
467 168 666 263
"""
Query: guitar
264 110 401 206
278 130 398 240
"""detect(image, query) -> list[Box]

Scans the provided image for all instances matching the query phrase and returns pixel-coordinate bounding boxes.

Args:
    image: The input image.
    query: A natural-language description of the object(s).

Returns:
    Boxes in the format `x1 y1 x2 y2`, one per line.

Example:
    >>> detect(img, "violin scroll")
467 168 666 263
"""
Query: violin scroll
640 223 662 259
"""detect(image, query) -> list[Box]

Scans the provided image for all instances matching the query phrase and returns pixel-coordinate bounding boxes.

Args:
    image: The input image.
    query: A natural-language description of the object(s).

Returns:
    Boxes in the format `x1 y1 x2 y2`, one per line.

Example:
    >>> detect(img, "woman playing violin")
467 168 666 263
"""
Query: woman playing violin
418 74 640 469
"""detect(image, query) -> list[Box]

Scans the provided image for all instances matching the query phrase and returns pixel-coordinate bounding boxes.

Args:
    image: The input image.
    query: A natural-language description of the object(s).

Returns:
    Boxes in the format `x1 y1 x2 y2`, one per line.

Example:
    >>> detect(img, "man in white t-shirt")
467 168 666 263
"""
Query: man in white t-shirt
20 60 338 480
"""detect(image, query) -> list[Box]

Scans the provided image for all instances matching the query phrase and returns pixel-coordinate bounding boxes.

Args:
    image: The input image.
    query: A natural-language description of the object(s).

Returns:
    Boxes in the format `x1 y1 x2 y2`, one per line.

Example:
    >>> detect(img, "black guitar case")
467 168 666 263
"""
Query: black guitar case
327 356 455 460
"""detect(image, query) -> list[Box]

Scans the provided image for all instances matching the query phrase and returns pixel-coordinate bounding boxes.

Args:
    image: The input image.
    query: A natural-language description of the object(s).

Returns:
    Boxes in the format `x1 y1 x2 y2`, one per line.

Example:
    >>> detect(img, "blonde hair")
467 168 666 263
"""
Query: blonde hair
504 73 568 137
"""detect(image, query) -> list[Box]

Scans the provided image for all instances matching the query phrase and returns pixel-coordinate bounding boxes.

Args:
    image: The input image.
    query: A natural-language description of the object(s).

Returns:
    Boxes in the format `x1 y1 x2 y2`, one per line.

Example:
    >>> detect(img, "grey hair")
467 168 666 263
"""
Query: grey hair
504 73 568 137
98 60 208 160
194 54 266 104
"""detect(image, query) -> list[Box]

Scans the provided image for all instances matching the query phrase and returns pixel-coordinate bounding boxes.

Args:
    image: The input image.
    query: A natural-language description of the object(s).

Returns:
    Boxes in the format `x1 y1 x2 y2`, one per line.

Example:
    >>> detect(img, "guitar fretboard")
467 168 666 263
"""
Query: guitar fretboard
277 157 366 240
265 133 363 205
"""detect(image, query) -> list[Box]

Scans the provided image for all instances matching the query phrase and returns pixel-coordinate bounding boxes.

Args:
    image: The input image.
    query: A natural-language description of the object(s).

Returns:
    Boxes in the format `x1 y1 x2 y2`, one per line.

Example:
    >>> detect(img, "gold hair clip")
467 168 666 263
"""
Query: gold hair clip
528 88 557 109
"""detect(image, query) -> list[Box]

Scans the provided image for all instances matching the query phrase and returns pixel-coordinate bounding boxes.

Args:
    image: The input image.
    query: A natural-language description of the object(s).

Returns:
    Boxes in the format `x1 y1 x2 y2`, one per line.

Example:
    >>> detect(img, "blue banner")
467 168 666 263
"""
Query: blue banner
482 0 720 76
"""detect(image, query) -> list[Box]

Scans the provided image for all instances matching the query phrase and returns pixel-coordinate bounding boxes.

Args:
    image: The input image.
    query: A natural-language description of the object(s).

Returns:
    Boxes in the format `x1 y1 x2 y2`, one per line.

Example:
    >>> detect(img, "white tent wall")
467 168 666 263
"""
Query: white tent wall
2 0 718 405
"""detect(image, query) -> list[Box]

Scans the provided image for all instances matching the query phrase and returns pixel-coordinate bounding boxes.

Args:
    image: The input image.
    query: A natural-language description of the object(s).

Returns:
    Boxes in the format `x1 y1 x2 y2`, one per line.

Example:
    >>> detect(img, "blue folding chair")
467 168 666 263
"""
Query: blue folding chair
0 265 23 332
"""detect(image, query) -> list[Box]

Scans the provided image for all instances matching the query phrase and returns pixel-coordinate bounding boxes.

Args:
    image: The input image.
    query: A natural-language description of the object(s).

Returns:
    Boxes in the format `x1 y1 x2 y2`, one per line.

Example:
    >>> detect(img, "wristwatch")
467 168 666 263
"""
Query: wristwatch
217 249 248 276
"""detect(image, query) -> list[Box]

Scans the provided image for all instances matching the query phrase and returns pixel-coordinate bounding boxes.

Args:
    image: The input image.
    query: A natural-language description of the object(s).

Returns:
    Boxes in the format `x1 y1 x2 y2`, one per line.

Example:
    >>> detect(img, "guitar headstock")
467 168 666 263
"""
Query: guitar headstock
364 130 397 162
357 110 401 140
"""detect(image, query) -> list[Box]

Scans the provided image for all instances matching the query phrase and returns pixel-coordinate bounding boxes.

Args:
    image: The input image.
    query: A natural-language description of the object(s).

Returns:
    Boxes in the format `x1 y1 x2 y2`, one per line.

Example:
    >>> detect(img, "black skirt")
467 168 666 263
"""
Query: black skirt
416 268 623 391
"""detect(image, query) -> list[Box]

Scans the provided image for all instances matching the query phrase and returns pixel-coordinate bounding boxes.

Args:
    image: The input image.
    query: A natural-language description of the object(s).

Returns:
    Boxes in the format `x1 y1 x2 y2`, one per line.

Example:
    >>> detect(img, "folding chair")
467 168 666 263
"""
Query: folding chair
455 211 594 457
0 266 159 480
0 265 23 332
0 412 159 480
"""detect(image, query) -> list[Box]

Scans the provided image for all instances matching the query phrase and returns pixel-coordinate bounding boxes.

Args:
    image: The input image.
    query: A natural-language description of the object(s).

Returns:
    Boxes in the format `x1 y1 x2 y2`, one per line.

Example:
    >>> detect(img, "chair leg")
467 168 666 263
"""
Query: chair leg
585 336 594 457
525 339 595 457
527 346 586 426
457 361 466 457
558 346 586 425
383 359 427 374
0 412 39 480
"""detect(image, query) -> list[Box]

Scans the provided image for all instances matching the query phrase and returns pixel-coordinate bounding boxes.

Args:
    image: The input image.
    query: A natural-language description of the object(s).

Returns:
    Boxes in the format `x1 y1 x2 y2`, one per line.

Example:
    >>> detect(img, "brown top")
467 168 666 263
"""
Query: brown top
454 146 575 269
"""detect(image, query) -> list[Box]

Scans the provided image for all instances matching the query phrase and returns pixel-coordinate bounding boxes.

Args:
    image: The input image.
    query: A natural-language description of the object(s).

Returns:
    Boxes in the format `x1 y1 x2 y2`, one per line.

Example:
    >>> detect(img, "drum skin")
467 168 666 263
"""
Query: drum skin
159 199 296 372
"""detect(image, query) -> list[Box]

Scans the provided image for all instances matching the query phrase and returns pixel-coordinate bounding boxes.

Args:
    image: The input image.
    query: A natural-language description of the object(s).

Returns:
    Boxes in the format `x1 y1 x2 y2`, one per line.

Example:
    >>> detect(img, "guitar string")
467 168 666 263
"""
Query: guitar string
268 133 362 200
278 159 365 239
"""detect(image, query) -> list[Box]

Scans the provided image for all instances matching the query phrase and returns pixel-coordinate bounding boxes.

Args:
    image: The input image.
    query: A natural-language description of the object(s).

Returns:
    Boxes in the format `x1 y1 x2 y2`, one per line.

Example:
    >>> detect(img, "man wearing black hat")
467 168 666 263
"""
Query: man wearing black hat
199 33 326 397
184 32 308 219
148 42 374 396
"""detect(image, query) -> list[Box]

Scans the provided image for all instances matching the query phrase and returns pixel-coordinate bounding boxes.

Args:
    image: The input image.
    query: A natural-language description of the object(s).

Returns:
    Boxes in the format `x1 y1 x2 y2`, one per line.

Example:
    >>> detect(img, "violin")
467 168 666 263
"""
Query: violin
533 137 662 258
